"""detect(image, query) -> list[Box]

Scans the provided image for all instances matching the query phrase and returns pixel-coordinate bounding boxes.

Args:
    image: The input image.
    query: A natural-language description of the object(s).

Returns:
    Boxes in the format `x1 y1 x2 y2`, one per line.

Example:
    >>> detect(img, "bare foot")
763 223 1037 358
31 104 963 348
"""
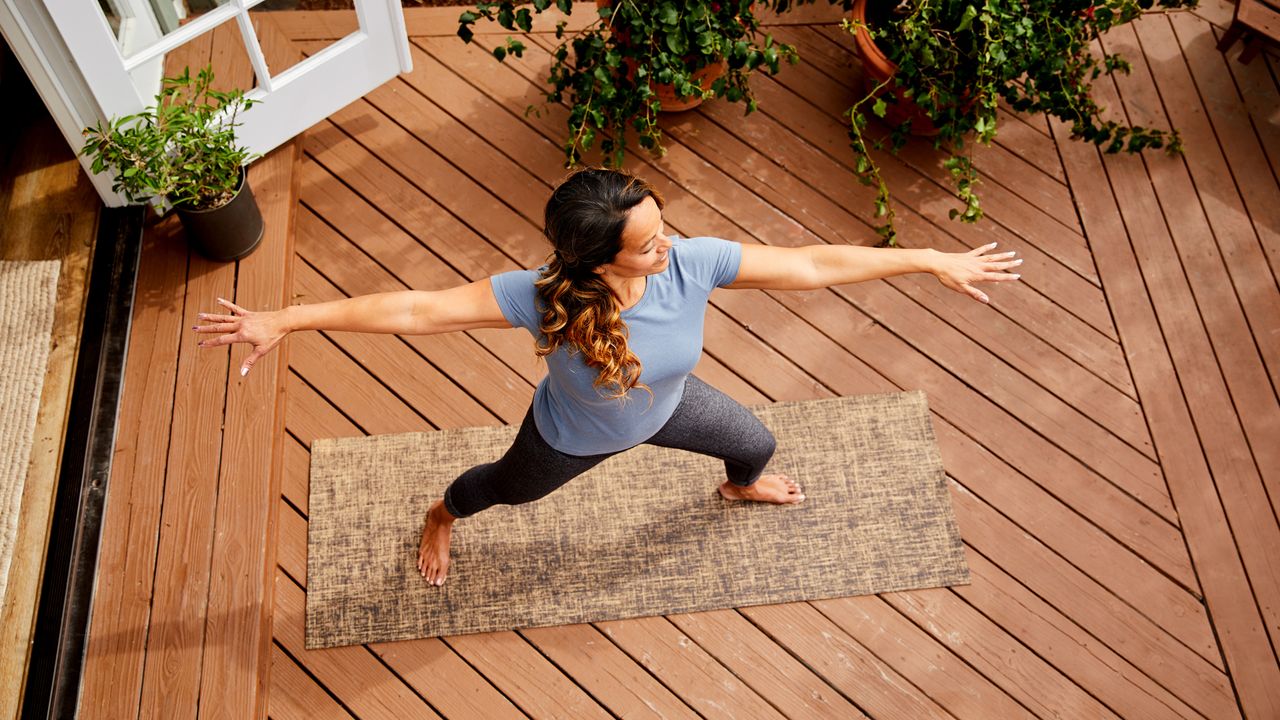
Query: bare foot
718 474 805 504
417 499 456 586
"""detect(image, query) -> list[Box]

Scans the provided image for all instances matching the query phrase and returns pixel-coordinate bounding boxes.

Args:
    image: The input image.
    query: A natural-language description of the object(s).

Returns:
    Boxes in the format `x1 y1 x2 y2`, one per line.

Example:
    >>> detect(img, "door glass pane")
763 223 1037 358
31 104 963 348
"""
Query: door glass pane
97 0 234 59
248 4 360 81
128 19 259 110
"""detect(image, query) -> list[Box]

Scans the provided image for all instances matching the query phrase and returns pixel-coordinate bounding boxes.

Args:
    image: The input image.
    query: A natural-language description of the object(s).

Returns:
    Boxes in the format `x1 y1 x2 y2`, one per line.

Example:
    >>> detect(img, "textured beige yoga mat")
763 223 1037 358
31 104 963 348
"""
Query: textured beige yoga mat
0 261 60 613
306 391 969 648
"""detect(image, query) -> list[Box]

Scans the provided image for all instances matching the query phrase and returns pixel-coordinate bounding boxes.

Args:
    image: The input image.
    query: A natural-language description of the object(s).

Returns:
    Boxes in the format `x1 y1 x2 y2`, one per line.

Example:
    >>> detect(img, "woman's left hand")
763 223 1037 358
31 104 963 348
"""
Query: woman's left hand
931 242 1022 304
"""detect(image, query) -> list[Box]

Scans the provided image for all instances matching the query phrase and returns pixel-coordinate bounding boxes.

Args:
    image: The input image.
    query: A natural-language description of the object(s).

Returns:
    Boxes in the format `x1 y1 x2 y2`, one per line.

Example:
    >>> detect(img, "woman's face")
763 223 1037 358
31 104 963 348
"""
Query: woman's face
597 196 672 279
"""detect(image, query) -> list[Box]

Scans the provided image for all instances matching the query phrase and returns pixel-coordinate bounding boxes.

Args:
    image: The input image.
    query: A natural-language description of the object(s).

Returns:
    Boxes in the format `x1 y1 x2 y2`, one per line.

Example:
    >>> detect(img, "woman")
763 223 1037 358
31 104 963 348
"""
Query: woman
195 168 1020 586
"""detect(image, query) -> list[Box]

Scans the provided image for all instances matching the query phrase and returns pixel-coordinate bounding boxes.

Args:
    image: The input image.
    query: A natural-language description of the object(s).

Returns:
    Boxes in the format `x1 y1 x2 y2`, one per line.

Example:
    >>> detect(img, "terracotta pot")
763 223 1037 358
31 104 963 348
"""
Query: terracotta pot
595 0 727 113
649 59 727 112
850 0 941 136
174 165 264 262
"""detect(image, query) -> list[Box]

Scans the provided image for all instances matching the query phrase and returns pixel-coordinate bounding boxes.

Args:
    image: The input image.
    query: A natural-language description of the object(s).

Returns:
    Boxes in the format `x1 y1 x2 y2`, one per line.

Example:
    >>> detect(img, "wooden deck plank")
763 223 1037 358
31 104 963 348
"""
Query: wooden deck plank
1169 10 1280 373
197 141 296 720
133 249 236 719
689 87 1123 358
300 124 517 278
739 603 957 719
77 219 188 720
810 596 1036 720
289 330 434 435
520 624 701 719
687 86 1133 392
1054 110 1280 718
669 610 870 719
594 616 788 720
268 644 354 720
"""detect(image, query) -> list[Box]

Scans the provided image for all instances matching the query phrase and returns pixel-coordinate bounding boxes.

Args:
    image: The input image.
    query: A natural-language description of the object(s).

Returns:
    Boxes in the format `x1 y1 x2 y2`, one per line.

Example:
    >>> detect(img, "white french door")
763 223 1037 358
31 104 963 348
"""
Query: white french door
40 0 411 205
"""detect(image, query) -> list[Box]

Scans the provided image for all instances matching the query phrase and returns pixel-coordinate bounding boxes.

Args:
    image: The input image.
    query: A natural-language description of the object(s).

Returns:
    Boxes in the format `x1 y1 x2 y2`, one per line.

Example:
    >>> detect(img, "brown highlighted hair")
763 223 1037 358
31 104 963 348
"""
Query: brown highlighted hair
535 168 663 400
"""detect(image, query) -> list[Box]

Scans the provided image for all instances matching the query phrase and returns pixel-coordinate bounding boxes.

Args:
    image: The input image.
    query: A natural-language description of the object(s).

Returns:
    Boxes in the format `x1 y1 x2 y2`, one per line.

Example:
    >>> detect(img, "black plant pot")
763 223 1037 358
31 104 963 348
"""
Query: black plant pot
174 165 264 262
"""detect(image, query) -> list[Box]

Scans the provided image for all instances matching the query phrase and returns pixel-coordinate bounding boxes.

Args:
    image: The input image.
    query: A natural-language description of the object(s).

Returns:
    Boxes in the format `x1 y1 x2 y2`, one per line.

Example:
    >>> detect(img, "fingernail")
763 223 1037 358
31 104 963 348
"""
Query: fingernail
1014 259 1024 265
1012 274 1021 279
240 367 248 376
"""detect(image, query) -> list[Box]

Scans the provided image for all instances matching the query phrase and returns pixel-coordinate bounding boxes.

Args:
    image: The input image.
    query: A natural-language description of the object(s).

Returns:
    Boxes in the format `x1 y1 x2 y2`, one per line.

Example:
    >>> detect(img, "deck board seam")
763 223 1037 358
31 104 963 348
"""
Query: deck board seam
134 247 193 720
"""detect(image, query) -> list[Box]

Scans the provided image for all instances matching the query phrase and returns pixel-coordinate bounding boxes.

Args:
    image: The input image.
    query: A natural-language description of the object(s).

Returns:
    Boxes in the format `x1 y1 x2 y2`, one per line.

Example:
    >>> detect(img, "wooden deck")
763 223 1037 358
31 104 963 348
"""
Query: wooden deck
75 3 1280 718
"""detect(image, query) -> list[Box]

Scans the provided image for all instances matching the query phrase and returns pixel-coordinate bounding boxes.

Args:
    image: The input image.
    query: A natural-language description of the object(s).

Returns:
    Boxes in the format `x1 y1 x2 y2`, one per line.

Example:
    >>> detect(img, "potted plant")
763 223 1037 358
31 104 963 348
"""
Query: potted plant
80 65 264 261
844 0 1194 244
457 0 805 166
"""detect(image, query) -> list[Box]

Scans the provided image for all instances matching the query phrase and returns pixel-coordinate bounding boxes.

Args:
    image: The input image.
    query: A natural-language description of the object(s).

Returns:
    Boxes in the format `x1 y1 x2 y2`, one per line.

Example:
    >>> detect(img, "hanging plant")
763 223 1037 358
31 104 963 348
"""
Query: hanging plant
458 0 807 166
844 0 1194 245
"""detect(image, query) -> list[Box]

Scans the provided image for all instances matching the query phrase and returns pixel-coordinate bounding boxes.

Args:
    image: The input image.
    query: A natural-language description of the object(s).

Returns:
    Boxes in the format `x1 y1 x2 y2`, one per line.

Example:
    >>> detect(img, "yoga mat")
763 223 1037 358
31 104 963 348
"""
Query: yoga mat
0 261 60 612
306 391 969 648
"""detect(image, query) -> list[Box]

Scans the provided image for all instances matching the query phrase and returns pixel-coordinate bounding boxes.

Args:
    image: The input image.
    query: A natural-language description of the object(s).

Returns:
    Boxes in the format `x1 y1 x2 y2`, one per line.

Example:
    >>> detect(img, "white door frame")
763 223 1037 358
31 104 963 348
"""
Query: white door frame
2 0 411 207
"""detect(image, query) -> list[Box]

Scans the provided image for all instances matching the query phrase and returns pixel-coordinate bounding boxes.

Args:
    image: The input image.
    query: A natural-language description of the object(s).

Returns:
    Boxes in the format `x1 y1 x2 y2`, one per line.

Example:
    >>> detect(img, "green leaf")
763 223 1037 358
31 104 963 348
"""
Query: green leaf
872 98 887 117
666 32 686 55
956 5 977 32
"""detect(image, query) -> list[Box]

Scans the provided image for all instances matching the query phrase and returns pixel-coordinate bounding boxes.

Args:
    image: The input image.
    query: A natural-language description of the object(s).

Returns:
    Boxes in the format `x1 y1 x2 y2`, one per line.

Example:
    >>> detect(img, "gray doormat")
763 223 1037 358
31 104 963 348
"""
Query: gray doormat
306 391 969 648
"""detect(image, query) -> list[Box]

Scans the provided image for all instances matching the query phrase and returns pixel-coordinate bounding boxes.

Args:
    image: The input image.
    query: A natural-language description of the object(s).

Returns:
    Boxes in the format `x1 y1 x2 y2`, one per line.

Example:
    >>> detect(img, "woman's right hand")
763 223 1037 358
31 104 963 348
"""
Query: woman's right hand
194 297 289 376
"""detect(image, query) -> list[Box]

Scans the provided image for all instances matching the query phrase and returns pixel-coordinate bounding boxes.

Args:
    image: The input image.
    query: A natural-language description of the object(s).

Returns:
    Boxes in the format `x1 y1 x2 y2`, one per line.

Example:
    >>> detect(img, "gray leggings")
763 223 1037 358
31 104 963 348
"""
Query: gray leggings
442 375 776 519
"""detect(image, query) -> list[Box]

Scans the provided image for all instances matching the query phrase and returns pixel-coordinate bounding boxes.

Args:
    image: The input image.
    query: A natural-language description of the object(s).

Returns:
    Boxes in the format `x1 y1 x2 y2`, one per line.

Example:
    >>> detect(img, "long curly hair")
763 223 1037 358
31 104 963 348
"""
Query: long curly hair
535 168 664 400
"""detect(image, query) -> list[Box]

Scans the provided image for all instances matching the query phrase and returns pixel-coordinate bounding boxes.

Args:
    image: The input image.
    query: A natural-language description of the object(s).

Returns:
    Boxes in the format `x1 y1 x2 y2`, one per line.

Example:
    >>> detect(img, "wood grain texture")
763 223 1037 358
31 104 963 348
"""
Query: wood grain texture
197 141 299 720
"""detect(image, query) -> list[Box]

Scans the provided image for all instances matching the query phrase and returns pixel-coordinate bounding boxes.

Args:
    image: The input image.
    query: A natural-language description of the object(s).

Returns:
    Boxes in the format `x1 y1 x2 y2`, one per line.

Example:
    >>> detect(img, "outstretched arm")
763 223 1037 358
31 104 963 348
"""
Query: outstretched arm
193 278 511 376
726 241 1021 304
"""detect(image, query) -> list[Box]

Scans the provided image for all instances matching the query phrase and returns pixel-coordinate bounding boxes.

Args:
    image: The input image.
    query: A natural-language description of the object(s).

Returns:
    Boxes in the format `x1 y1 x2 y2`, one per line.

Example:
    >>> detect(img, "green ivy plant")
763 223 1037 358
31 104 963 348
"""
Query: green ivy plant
81 65 259 211
458 0 805 166
846 0 1194 244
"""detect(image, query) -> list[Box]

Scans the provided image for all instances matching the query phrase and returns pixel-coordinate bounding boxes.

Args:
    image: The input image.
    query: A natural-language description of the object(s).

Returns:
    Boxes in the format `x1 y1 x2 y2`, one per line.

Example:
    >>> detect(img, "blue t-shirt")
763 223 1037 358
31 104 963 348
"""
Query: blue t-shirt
491 236 742 455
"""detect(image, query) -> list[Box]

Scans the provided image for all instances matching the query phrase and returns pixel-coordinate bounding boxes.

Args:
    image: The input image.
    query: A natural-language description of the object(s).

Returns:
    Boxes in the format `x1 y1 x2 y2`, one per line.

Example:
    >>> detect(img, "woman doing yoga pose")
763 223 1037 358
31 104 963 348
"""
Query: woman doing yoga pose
194 168 1021 586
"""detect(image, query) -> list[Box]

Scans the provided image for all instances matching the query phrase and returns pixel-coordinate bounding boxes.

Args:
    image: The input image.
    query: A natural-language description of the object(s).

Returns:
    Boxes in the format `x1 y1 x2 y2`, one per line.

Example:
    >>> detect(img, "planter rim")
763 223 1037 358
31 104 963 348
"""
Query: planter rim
852 0 898 75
